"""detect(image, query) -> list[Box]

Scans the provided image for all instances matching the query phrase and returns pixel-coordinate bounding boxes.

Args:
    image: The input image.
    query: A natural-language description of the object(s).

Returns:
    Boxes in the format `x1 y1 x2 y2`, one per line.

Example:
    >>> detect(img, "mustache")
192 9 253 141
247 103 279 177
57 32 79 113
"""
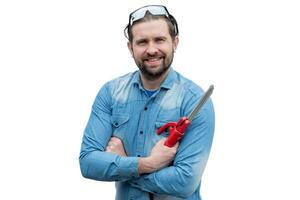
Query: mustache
142 54 164 61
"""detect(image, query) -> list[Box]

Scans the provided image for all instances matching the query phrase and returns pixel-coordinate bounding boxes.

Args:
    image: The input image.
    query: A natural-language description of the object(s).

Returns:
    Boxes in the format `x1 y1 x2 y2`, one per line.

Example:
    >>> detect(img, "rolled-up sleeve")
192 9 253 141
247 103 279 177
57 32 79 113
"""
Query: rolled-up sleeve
79 84 139 181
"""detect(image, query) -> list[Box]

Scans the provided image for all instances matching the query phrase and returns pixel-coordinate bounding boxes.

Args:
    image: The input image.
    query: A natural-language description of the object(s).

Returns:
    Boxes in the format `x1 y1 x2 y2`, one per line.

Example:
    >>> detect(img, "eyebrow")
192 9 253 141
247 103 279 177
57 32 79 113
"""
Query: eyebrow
135 36 168 43
154 36 167 41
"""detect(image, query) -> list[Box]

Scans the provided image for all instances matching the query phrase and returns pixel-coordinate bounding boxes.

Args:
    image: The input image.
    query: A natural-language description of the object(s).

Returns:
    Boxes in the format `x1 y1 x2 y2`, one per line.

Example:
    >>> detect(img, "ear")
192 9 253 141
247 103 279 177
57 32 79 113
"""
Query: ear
173 36 179 51
127 41 134 56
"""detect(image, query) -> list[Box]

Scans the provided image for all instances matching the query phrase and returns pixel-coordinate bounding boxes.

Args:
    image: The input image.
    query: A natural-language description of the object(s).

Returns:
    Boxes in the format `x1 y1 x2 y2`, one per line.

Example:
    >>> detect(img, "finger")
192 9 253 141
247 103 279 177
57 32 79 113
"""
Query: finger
174 142 179 148
111 137 122 143
106 141 115 150
108 138 118 145
107 141 113 148
110 136 119 140
106 146 112 152
158 138 167 145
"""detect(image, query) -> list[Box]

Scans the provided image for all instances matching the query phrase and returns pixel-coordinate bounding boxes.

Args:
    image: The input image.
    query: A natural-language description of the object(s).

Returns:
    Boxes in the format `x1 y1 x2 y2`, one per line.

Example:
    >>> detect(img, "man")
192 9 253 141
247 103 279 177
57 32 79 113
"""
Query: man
80 5 215 200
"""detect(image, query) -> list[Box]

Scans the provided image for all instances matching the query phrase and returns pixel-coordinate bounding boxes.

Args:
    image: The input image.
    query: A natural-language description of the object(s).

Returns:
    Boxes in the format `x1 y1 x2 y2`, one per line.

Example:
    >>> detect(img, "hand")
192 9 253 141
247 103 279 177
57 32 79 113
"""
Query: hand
105 137 127 157
138 138 178 174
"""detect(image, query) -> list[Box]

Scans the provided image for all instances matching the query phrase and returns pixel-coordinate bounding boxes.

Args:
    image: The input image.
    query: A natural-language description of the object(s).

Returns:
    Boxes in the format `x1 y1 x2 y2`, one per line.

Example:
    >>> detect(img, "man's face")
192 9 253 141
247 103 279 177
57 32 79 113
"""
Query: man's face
128 19 178 81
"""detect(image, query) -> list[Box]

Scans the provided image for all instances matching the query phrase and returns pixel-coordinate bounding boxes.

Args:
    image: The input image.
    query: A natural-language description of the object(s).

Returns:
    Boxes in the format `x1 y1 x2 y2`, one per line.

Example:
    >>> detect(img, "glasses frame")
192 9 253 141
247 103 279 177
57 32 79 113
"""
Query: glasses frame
129 5 170 26
124 5 179 40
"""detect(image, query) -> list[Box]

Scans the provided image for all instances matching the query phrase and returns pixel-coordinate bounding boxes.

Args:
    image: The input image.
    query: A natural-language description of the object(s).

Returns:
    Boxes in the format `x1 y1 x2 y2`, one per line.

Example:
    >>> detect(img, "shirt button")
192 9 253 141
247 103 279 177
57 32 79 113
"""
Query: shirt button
144 107 148 111
137 155 141 157
115 122 119 126
140 131 143 134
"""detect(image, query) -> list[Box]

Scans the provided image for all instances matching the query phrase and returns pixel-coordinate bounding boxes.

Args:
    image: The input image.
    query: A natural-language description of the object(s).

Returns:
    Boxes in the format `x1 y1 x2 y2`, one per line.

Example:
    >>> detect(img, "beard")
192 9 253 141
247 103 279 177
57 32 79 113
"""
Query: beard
134 50 175 81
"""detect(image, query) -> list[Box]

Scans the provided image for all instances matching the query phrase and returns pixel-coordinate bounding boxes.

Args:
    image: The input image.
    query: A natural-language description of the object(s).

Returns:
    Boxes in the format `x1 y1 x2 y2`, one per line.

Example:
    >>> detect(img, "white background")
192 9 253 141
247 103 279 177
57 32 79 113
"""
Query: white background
1 0 299 199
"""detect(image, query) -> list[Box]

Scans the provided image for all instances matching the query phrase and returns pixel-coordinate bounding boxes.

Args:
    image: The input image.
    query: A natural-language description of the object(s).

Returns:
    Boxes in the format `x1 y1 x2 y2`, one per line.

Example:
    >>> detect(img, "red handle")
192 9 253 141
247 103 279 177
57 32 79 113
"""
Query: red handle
156 117 191 147
156 122 177 135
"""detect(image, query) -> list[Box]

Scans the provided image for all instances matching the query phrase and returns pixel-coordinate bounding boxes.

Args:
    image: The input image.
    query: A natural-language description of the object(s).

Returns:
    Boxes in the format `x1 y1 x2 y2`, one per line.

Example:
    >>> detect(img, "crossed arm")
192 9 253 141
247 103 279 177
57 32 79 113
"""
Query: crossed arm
106 137 178 174
80 113 213 198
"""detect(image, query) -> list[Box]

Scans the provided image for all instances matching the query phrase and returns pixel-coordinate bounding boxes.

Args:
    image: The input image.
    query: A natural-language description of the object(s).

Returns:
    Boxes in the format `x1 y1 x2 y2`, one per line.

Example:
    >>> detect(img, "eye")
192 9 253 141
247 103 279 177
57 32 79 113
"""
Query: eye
155 37 166 43
136 39 147 46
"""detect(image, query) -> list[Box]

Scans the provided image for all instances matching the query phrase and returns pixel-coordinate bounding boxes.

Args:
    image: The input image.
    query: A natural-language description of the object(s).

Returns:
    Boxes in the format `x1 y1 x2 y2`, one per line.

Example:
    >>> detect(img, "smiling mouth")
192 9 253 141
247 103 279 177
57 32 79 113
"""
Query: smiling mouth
145 59 162 67
144 57 163 65
144 57 162 61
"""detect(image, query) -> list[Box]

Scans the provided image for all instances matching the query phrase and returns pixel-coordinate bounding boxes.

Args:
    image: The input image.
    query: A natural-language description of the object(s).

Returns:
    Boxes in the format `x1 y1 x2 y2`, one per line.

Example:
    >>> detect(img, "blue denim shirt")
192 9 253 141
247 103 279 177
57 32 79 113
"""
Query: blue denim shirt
80 69 215 200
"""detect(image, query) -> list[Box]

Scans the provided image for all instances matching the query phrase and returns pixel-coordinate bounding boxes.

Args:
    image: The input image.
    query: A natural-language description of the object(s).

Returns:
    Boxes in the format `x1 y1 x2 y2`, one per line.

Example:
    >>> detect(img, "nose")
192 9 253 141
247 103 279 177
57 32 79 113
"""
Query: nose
145 42 158 55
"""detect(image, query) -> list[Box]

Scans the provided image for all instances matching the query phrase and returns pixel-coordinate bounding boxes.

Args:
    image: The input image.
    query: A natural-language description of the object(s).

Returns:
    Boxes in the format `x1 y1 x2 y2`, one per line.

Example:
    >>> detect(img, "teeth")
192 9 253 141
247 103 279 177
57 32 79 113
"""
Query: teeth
148 58 160 61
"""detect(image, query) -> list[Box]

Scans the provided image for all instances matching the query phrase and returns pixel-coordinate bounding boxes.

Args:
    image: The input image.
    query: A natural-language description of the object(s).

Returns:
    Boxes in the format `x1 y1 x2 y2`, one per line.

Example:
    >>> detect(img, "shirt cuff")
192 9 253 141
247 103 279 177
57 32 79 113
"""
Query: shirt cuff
118 156 139 178
130 174 159 194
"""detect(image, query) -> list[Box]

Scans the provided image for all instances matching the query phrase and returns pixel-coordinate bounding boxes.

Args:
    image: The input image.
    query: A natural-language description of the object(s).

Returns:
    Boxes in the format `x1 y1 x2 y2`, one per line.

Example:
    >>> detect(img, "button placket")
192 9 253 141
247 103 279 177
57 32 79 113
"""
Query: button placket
135 104 147 158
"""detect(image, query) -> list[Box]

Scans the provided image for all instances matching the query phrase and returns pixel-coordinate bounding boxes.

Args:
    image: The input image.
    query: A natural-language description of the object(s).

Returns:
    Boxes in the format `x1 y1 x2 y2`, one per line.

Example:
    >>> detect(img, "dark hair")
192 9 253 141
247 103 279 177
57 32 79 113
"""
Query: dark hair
124 12 179 42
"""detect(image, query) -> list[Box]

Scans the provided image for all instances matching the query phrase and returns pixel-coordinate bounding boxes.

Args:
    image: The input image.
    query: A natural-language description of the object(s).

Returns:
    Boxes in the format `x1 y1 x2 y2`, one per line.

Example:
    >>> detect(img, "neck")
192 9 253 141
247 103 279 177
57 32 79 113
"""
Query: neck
140 68 170 90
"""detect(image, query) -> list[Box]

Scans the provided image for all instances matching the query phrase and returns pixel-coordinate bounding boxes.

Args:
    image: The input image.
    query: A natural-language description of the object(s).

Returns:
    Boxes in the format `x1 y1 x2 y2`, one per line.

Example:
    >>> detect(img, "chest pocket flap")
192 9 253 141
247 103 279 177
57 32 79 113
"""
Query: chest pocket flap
111 114 129 128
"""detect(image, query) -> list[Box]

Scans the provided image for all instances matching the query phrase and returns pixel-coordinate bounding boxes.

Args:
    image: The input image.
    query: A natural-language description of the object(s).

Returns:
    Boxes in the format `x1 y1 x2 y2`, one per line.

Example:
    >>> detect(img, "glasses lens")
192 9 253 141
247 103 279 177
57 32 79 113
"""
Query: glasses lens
130 5 169 25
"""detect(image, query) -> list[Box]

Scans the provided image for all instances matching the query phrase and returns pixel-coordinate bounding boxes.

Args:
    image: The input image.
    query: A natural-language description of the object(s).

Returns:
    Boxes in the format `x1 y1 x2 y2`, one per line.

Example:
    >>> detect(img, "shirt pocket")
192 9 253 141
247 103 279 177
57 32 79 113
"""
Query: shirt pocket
155 108 181 138
111 114 129 140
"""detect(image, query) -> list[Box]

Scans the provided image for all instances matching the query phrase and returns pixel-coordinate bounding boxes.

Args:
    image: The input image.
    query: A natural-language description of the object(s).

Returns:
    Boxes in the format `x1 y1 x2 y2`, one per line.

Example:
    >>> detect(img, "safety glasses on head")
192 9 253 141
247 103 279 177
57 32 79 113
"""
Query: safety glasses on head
129 5 170 26
124 5 179 40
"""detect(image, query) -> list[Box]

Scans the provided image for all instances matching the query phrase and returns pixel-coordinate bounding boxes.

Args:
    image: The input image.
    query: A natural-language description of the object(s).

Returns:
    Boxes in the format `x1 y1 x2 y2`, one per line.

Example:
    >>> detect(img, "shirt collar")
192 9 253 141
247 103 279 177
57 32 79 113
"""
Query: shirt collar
160 68 176 90
132 68 177 90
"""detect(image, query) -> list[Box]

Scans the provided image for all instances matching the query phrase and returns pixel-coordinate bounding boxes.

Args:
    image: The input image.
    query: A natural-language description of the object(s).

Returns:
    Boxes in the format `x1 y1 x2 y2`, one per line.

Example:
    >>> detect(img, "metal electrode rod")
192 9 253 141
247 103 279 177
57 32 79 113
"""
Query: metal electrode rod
187 85 214 121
